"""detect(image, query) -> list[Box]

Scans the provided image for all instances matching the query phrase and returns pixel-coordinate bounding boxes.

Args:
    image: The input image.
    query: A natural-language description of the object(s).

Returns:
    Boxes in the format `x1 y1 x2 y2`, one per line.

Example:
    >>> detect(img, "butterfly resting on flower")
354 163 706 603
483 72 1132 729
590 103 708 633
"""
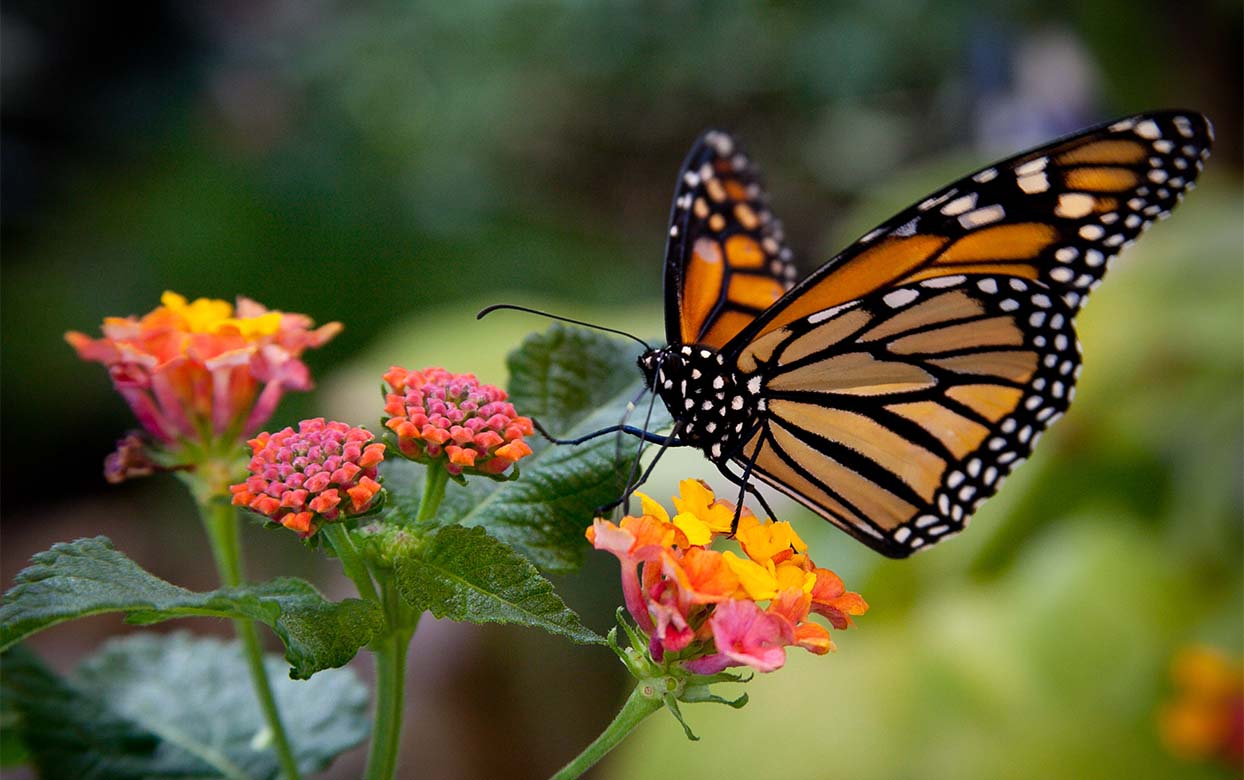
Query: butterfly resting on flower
504 111 1213 558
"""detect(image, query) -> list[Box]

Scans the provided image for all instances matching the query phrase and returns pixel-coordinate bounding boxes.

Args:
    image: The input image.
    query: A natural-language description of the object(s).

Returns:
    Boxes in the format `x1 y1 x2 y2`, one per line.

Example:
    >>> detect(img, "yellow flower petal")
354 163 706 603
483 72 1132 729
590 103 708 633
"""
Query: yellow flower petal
723 550 777 601
635 491 671 524
672 511 713 546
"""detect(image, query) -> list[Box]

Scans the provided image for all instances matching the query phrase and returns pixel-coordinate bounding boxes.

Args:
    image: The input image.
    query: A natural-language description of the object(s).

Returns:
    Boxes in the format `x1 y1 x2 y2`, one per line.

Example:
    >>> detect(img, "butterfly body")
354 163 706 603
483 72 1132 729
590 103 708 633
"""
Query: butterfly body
639 344 761 459
632 111 1211 558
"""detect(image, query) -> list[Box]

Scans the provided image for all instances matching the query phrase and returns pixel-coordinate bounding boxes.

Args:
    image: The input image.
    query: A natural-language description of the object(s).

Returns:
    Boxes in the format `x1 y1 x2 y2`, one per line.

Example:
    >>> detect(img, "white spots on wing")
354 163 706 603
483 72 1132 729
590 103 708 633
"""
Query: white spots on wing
1015 157 1048 176
883 288 920 308
892 218 920 237
973 168 998 183
1055 192 1095 219
1148 168 1168 184
977 278 999 294
958 204 1005 228
1134 119 1161 140
1018 171 1049 194
918 189 958 212
940 193 978 216
1079 224 1105 240
921 274 966 288
1049 267 1074 283
807 302 858 323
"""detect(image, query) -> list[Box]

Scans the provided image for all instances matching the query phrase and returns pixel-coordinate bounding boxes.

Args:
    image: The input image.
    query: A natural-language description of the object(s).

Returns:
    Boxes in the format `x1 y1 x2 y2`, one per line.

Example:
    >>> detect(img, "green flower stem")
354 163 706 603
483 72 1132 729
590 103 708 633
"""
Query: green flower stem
201 499 302 780
363 577 416 780
322 523 380 603
416 465 449 523
359 463 446 780
549 684 664 780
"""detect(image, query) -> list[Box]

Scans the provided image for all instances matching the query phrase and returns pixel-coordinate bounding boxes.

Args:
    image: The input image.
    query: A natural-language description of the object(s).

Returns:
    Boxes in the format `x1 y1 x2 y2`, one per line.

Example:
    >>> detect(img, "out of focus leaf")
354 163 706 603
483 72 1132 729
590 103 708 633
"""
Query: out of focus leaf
1 633 368 780
0 537 382 679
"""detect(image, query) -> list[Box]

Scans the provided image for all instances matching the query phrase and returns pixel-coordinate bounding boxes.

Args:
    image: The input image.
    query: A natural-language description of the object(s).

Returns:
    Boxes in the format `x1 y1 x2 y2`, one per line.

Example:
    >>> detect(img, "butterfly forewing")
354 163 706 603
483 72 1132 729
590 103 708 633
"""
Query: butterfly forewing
734 274 1080 557
664 130 798 349
723 110 1212 352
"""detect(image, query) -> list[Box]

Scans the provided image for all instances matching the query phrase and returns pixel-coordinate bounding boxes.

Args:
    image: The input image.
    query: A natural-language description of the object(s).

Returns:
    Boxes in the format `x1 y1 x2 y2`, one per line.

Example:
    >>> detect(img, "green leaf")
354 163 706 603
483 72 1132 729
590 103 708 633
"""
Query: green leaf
506 322 644 436
380 324 671 571
0 537 382 679
396 524 603 644
2 633 368 779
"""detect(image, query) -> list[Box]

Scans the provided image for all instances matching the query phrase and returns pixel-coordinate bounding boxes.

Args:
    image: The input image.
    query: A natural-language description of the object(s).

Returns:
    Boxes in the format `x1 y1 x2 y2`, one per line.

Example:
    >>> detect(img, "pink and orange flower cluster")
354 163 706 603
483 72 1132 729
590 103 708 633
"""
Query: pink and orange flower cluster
230 418 386 537
383 366 534 478
1160 645 1244 769
588 480 866 675
66 292 340 448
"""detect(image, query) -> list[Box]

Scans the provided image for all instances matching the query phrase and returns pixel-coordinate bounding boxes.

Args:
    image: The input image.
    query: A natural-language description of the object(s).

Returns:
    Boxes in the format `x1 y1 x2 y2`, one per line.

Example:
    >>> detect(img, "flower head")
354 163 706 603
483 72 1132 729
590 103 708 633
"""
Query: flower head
67 292 340 453
230 418 386 538
1160 645 1244 769
382 366 534 478
589 480 866 678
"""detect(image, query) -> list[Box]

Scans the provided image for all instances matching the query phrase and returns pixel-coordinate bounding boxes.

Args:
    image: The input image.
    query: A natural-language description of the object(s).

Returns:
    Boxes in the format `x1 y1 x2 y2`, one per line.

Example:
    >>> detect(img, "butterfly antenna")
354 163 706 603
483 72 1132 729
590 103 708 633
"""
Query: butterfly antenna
477 303 652 351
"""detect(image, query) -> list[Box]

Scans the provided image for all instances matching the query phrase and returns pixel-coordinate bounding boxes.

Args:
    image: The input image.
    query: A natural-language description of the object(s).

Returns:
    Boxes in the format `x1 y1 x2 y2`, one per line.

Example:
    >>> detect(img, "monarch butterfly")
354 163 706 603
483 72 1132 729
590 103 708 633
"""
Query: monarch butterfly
497 110 1213 558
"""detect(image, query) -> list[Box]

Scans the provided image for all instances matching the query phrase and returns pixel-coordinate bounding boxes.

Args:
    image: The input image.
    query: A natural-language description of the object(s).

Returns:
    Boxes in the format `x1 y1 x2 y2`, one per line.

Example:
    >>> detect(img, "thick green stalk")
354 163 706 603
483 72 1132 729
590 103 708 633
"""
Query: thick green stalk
201 499 302 780
548 685 663 780
359 463 447 779
416 465 449 523
363 579 415 780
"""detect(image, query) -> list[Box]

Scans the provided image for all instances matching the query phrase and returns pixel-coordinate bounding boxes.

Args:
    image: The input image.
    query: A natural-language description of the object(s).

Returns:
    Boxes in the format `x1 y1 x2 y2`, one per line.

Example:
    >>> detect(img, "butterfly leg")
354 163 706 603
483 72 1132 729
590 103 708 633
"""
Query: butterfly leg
714 448 778 532
594 422 684 516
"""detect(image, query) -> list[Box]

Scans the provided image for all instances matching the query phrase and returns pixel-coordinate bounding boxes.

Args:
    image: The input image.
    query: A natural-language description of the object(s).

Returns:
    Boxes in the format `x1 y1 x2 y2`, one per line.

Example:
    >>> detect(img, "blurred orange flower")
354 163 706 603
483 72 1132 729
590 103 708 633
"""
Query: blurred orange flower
67 292 340 448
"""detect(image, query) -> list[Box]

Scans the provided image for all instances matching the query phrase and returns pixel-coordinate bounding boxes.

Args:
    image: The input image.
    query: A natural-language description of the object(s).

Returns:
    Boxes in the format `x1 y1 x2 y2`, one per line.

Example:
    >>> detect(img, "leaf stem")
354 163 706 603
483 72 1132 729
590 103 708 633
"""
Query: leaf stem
548 683 663 780
200 499 302 780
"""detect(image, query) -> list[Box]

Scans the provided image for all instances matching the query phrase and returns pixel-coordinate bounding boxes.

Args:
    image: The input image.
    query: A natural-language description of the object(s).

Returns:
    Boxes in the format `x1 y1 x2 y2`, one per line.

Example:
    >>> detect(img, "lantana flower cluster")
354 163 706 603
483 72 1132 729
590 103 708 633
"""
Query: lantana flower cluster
66 292 341 452
230 418 386 537
588 480 867 675
382 366 534 478
1160 645 1244 769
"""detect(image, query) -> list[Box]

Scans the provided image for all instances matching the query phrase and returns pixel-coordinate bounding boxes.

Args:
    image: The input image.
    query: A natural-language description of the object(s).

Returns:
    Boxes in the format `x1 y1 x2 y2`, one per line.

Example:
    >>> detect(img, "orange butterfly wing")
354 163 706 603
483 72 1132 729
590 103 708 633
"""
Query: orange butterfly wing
664 130 797 349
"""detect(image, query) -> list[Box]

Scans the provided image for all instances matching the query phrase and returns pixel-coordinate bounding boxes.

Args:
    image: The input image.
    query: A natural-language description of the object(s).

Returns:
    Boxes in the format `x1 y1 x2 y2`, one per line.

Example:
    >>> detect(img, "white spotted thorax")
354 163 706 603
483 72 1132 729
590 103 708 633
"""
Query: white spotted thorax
639 345 762 460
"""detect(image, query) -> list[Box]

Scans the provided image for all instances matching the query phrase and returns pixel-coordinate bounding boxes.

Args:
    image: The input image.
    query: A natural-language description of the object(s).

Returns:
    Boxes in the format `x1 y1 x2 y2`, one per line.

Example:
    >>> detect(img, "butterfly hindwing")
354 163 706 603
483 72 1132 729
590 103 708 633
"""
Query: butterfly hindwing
733 274 1080 557
664 130 797 350
724 110 1212 352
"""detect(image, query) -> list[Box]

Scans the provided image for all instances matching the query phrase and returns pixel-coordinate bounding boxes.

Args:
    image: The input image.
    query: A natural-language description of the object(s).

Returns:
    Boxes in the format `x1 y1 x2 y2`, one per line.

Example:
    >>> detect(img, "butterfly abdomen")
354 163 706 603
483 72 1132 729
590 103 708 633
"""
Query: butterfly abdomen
641 345 761 459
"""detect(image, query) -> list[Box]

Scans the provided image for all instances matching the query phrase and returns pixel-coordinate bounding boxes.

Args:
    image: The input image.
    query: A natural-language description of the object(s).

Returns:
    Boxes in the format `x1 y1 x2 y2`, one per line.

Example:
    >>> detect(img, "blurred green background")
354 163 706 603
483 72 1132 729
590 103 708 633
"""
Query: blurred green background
2 2 1240 779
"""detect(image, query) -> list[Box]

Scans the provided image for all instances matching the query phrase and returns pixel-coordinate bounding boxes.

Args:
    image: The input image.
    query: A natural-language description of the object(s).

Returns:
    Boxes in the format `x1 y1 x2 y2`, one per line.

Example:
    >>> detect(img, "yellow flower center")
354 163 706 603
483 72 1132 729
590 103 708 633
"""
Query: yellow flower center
161 291 283 337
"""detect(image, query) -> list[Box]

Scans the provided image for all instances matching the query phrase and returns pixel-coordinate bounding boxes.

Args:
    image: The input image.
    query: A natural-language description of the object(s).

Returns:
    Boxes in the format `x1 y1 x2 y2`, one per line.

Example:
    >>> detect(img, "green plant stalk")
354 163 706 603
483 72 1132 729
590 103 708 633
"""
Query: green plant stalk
363 580 415 780
416 464 449 523
322 523 380 603
357 463 447 780
548 684 663 780
201 499 302 780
